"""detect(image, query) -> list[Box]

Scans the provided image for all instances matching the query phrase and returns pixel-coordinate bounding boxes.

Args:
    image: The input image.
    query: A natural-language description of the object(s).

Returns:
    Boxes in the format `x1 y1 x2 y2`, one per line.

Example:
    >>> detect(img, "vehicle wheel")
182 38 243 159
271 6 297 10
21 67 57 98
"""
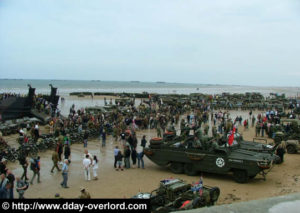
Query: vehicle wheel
13 153 19 161
9 156 16 163
170 162 184 174
184 163 197 176
209 187 220 204
233 169 249 183
287 145 297 154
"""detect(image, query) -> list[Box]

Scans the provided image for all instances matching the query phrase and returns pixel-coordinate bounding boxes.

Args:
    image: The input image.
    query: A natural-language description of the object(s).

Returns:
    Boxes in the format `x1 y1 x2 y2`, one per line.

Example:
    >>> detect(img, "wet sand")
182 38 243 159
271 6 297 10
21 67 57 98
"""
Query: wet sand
59 95 144 116
3 110 300 204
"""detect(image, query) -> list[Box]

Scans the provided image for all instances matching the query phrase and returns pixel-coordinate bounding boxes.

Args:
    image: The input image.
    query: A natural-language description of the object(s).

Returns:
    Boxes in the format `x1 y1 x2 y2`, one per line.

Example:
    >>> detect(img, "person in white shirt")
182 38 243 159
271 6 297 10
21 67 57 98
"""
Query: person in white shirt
82 155 91 181
92 155 98 180
83 149 93 161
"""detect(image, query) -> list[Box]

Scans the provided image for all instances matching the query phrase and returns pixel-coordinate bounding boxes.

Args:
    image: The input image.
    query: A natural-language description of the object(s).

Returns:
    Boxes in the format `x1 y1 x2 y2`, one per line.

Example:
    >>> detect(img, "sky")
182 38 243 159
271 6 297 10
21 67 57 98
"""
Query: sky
0 0 300 86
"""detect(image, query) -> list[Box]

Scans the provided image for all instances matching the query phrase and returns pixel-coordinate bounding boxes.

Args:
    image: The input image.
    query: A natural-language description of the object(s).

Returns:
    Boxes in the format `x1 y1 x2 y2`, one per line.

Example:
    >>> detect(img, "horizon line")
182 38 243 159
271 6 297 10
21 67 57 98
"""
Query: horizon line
1 78 299 88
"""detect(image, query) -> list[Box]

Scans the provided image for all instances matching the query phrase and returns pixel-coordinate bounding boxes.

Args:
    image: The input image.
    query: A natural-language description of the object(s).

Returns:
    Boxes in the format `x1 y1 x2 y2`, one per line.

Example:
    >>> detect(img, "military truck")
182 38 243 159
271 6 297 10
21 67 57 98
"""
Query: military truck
280 119 300 154
132 178 220 212
145 137 276 183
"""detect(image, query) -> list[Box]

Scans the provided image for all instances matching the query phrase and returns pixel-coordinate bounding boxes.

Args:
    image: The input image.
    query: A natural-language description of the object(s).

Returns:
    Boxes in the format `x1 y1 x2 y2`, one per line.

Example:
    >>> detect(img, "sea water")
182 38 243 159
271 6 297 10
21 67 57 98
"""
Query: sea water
1 79 299 116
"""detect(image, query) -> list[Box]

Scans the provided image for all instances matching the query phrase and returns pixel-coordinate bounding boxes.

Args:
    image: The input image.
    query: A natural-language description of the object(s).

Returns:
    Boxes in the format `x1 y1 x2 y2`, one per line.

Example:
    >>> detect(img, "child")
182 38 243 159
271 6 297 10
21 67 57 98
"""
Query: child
115 151 123 171
92 155 98 180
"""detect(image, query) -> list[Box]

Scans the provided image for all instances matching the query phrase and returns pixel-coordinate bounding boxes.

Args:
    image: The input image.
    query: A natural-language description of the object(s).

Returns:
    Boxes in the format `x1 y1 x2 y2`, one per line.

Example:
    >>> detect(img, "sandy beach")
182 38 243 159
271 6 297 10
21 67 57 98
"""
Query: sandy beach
2 0 300 208
3 110 300 204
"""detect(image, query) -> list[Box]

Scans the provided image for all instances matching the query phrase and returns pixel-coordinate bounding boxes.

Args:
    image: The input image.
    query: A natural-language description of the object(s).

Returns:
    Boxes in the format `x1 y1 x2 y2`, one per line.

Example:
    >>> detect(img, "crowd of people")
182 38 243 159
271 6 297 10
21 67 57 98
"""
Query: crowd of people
1 92 299 199
0 93 22 101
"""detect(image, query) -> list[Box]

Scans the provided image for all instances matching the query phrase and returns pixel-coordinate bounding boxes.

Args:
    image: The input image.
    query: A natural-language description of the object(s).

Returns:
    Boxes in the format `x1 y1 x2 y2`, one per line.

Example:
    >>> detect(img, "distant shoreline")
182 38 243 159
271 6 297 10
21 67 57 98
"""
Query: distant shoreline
1 78 299 88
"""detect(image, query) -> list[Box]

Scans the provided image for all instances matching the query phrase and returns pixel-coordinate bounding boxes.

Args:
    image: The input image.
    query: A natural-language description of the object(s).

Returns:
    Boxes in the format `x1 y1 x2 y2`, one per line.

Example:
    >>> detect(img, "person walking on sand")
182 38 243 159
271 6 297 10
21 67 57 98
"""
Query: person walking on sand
92 155 98 180
137 150 145 169
6 170 15 199
30 156 40 184
19 154 29 181
83 149 93 162
64 144 71 161
156 127 161 138
276 142 286 164
16 176 27 199
115 151 124 171
57 141 63 162
131 147 137 168
124 146 131 169
141 135 147 148
261 122 265 137
83 155 91 181
0 182 10 199
114 146 120 168
60 159 69 188
102 130 106 147
255 122 260 137
51 148 61 173
83 130 89 148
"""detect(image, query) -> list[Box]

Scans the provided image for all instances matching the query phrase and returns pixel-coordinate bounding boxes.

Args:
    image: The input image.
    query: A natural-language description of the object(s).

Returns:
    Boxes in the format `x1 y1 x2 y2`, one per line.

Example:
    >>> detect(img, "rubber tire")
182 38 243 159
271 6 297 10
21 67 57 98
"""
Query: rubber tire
9 156 16 162
13 153 19 161
184 163 197 176
170 162 184 174
287 145 297 154
233 169 249 183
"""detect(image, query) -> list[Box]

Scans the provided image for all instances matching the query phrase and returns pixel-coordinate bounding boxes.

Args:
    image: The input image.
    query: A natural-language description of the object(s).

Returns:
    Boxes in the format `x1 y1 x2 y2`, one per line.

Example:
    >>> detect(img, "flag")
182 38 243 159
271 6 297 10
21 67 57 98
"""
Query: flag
228 126 236 146
199 187 203 196
198 176 203 196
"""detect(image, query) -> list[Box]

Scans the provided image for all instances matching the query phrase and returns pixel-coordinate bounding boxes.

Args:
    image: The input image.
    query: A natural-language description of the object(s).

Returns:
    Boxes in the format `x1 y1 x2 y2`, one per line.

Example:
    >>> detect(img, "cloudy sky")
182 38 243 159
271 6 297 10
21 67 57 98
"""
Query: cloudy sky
0 0 299 86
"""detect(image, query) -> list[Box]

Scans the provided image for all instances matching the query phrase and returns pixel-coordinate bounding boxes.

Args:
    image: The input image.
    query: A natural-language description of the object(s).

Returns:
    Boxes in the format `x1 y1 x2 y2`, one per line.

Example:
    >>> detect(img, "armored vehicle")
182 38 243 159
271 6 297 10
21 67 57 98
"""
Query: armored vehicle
132 178 220 212
145 137 276 183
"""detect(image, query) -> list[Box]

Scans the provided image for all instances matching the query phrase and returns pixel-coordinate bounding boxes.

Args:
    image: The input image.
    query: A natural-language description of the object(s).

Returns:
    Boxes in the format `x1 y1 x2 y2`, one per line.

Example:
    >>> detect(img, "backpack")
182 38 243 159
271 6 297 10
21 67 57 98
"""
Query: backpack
30 159 38 171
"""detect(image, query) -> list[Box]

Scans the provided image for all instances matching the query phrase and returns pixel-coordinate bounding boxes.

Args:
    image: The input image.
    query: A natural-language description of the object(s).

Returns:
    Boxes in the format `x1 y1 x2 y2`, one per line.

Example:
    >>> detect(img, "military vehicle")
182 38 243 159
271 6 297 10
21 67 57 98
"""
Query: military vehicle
85 106 107 114
115 98 134 106
0 84 59 121
132 178 220 212
278 119 300 154
285 139 300 154
223 132 281 163
0 85 35 121
145 136 276 183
